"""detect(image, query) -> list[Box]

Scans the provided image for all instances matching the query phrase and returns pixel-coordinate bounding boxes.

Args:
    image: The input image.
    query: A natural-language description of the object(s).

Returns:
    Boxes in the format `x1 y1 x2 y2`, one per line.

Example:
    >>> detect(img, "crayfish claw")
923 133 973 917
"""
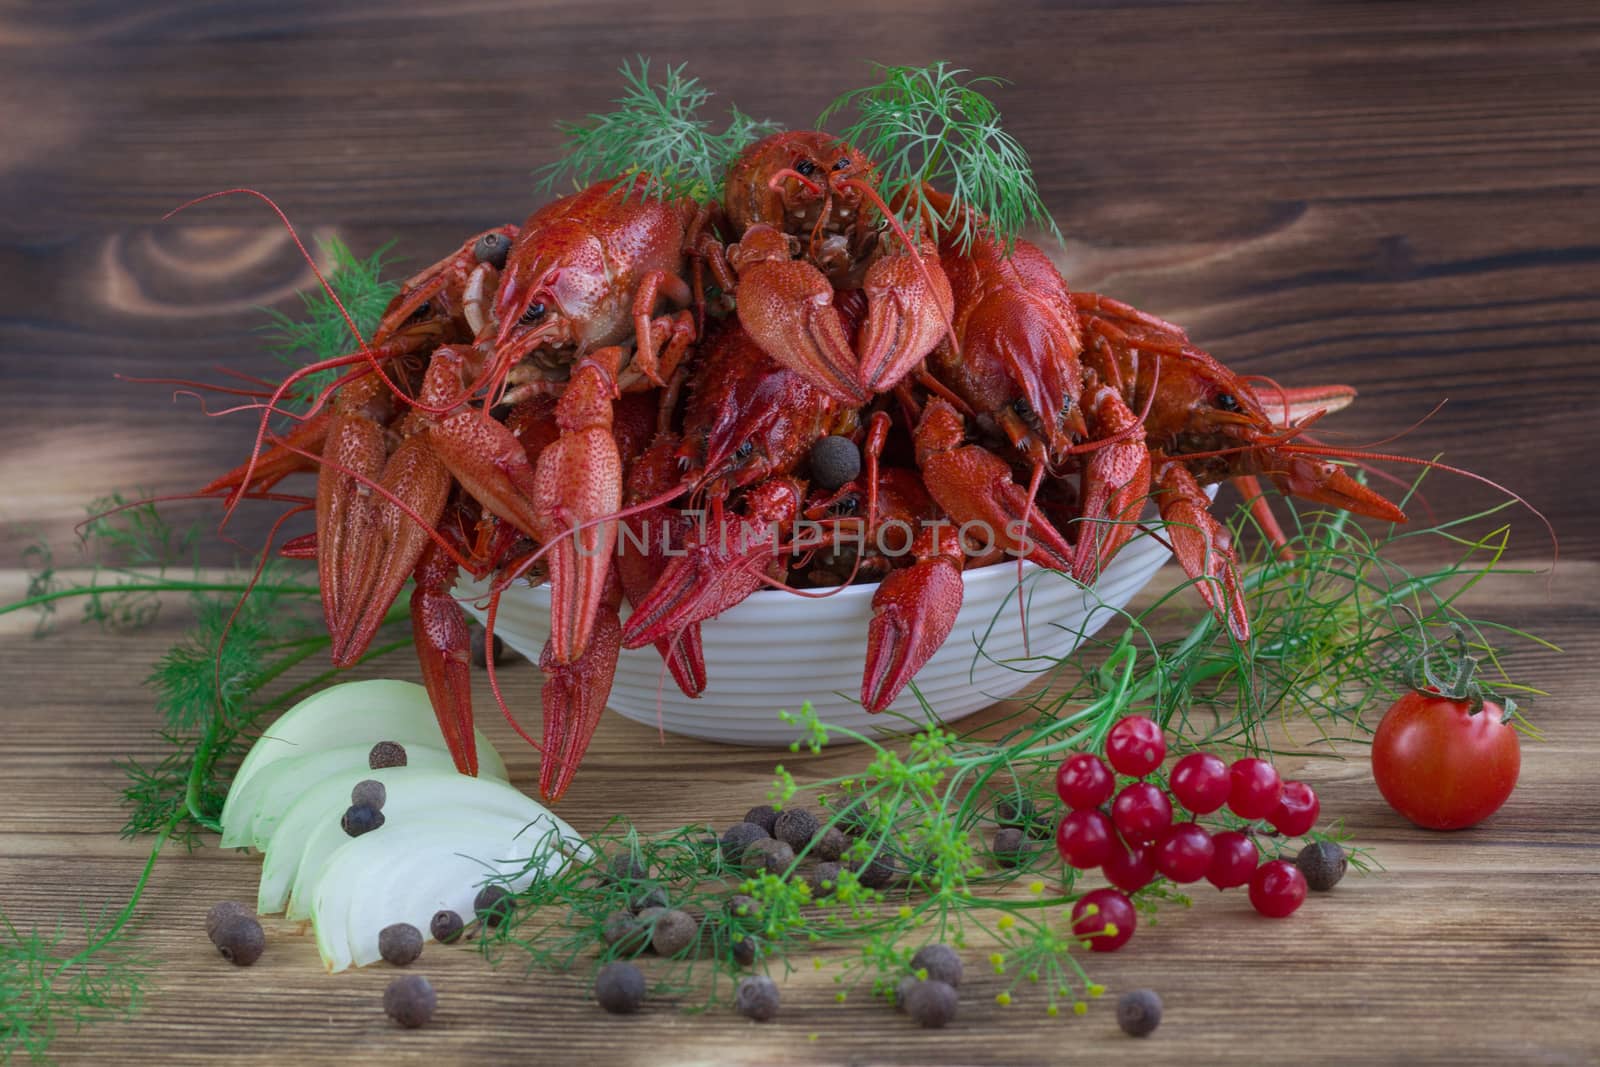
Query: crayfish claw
862 557 963 713
537 604 622 801
1155 460 1250 643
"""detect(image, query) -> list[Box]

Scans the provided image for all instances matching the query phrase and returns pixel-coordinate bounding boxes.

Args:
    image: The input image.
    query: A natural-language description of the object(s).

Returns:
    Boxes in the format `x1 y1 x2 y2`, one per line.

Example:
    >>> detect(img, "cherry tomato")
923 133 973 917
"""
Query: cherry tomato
1106 716 1167 777
1371 688 1520 830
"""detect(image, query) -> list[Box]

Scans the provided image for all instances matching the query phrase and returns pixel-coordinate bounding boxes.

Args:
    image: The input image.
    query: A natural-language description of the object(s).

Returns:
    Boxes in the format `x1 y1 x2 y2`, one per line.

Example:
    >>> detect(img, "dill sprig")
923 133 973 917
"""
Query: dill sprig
19 494 200 638
820 62 1061 253
0 819 171 1064
539 58 779 204
260 236 397 413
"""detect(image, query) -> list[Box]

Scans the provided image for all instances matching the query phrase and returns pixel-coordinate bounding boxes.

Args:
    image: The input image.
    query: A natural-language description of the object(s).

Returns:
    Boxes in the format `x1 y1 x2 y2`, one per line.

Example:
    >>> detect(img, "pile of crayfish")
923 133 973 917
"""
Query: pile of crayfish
199 130 1409 801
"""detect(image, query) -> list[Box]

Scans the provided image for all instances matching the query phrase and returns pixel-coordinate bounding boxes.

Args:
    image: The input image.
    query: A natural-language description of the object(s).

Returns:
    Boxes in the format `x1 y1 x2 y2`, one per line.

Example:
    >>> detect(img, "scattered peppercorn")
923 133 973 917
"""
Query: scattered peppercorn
650 909 699 958
834 802 870 837
743 838 796 878
809 861 843 897
814 826 849 862
470 626 506 668
910 944 963 988
214 914 265 966
993 826 1027 868
809 435 861 491
430 910 465 944
1117 989 1162 1037
720 821 770 864
350 779 386 811
742 805 780 835
341 803 385 837
379 922 424 966
474 885 514 928
904 979 959 1028
604 911 651 955
472 231 512 270
1295 840 1349 891
630 886 669 913
384 974 437 1028
368 740 407 769
855 857 896 890
894 976 917 1013
996 795 1038 827
731 933 760 967
726 894 761 920
594 961 646 1014
774 808 820 851
608 851 648 883
735 975 781 1022
205 901 249 944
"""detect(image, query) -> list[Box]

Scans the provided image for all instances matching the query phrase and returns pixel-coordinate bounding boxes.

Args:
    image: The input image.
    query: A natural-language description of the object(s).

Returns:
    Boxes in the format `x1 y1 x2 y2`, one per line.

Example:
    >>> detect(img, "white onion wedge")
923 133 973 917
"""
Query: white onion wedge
223 743 470 850
256 756 448 914
270 769 567 919
220 679 506 834
309 815 585 972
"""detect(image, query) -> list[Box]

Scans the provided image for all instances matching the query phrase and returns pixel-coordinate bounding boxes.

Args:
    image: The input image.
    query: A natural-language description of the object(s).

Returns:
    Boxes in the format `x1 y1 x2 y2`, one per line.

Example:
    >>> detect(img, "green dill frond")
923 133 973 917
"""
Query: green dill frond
0 820 170 1064
819 61 1060 252
539 58 779 204
0 907 152 1063
260 237 398 412
143 560 315 733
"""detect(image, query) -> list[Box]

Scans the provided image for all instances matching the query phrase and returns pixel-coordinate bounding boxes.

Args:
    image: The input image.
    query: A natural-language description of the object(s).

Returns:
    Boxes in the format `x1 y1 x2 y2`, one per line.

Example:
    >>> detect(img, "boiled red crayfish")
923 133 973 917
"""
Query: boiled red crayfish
178 122 1458 802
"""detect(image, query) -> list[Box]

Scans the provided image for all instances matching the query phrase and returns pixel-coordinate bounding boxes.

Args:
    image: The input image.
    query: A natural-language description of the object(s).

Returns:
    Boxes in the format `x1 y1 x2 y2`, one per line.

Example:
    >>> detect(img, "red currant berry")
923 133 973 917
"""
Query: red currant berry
1105 716 1167 777
1071 888 1136 952
1152 822 1214 883
1055 753 1115 810
1169 752 1229 814
1205 830 1259 889
1269 781 1321 836
1110 782 1172 845
1228 758 1283 819
1248 859 1308 918
1055 809 1115 869
1102 837 1158 893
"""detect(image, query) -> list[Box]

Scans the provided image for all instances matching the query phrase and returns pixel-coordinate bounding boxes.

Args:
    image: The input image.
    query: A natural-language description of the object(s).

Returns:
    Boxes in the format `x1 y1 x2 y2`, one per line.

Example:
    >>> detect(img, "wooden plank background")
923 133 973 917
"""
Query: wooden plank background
1 1 1597 1064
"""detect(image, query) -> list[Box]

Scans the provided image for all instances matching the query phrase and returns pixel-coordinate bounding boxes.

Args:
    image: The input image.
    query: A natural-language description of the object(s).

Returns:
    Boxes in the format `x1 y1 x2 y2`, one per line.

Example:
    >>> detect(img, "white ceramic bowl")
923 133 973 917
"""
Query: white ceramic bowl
454 512 1183 747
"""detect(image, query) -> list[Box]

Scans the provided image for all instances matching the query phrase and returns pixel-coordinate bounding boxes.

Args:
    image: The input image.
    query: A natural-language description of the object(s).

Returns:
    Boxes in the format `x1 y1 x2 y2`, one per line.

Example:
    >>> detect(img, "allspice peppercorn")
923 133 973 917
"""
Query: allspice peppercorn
384 974 437 1028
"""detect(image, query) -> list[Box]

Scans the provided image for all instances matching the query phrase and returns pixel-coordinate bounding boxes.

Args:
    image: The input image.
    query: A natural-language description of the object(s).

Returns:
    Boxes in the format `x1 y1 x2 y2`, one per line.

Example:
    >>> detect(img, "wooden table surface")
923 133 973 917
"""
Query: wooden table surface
2 1 1597 1064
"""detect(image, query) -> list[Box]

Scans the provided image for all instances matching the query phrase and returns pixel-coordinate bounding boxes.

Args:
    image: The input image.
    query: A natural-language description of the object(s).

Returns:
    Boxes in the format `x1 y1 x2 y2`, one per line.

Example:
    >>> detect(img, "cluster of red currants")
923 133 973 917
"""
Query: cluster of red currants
1058 716 1319 952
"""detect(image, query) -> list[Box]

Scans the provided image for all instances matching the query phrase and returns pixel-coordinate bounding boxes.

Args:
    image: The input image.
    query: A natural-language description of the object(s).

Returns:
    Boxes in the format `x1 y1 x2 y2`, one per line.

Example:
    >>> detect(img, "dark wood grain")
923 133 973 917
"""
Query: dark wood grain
1 1 1598 1064
1 0 1596 565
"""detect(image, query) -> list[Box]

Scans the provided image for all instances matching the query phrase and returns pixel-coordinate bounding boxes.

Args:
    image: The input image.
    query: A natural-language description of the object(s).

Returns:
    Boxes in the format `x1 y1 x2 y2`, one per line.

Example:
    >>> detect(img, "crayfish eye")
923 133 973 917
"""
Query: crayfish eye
519 301 546 326
1214 392 1241 412
794 158 817 178
830 493 860 516
734 440 755 461
473 232 510 270
407 300 432 323
832 157 851 172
